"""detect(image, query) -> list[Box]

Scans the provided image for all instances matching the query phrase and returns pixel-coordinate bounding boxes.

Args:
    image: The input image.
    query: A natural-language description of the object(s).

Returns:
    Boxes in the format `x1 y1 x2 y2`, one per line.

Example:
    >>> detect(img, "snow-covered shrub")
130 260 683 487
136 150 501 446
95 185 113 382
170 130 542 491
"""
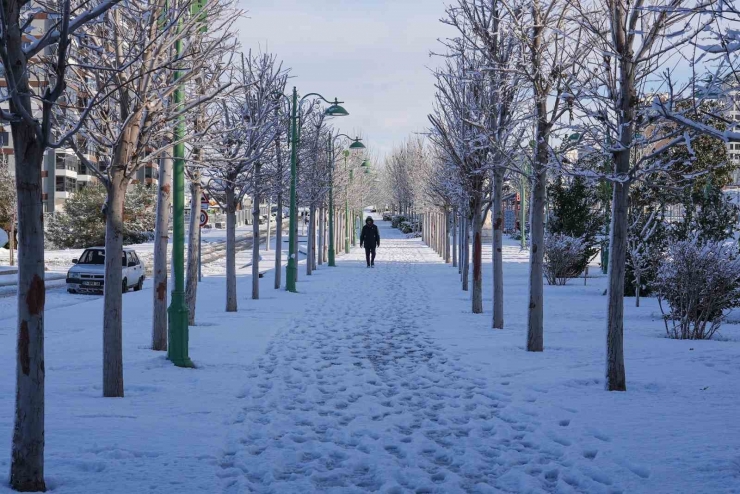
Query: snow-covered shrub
405 231 422 239
399 220 419 234
655 238 740 340
544 233 587 285
382 212 393 222
391 215 407 229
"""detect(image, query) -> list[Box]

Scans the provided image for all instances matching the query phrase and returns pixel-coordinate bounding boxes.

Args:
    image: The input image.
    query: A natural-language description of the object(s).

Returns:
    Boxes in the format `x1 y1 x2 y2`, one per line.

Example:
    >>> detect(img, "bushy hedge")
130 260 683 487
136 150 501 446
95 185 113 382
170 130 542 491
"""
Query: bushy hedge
544 233 587 285
399 221 420 234
391 215 407 229
655 237 740 340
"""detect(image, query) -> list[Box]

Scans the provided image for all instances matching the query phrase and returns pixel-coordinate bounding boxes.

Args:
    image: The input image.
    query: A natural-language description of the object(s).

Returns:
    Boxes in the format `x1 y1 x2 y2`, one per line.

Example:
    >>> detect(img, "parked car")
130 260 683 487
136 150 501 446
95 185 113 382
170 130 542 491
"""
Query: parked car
66 247 145 294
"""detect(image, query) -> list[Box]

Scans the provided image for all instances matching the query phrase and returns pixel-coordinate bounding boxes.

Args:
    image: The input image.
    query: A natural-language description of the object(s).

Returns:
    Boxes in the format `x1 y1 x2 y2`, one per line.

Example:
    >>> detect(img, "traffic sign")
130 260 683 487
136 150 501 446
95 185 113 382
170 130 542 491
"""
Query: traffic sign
199 210 209 228
201 193 209 210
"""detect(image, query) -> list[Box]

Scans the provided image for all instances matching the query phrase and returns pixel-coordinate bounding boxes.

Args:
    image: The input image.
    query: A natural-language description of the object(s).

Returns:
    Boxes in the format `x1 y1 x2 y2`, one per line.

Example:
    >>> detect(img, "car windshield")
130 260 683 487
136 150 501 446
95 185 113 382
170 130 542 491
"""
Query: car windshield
77 249 105 265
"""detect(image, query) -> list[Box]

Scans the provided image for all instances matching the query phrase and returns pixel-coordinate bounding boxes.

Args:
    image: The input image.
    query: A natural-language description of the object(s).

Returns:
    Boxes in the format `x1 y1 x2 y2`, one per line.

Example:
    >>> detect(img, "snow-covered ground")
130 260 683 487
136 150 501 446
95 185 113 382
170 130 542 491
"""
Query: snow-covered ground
0 218 285 275
0 217 739 493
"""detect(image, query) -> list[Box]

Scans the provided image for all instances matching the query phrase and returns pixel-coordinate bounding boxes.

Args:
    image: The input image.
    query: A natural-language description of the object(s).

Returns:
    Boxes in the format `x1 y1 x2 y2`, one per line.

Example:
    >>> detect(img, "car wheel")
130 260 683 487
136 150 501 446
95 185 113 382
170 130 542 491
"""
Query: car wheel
67 288 76 294
134 277 144 291
122 278 128 293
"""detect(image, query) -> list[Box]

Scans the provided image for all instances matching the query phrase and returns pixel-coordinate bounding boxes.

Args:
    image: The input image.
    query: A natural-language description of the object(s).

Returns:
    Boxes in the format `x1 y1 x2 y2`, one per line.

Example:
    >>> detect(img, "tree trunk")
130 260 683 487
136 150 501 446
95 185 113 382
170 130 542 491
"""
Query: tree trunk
527 124 548 352
307 204 314 275
294 200 299 282
462 215 470 291
103 174 127 398
472 205 483 314
152 152 172 351
323 208 329 263
452 209 457 268
312 206 318 270
9 210 15 266
265 198 271 252
318 206 324 265
186 180 201 325
635 271 641 308
274 190 283 289
339 209 343 256
492 168 504 329
606 169 629 391
10 121 47 492
252 174 260 300
604 38 635 391
225 188 237 312
445 210 451 263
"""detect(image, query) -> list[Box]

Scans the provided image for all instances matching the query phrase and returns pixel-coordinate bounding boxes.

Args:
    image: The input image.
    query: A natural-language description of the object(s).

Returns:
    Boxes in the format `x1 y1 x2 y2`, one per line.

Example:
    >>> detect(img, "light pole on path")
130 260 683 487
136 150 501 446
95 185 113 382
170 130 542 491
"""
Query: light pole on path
345 150 352 255
328 135 364 266
167 8 200 368
285 87 349 293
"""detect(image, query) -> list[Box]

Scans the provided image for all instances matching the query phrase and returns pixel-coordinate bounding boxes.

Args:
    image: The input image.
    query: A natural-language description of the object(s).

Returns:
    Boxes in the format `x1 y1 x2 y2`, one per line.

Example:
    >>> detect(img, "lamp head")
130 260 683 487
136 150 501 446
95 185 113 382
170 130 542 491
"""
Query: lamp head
349 138 365 149
325 98 349 117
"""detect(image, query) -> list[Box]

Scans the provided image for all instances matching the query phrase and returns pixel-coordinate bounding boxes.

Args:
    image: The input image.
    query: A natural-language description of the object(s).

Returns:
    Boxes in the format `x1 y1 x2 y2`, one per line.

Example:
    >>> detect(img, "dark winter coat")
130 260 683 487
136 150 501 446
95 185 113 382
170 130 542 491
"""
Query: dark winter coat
360 221 380 250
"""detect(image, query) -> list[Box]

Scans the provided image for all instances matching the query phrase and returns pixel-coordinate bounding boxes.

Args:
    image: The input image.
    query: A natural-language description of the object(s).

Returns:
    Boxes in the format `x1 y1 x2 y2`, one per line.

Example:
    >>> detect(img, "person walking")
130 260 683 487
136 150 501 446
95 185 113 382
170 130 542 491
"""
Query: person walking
360 216 380 268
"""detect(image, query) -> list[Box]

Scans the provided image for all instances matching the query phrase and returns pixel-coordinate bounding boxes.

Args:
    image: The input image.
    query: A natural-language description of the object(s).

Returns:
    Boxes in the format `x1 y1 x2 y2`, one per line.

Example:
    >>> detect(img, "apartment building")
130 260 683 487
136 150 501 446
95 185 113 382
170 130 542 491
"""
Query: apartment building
0 8 158 214
724 90 740 185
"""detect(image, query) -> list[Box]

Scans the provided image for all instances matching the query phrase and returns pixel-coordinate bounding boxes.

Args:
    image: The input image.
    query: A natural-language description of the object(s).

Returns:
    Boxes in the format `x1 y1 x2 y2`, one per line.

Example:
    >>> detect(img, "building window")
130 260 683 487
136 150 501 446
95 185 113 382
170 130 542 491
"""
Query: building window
55 176 77 192
0 131 8 146
79 162 88 175
55 153 78 172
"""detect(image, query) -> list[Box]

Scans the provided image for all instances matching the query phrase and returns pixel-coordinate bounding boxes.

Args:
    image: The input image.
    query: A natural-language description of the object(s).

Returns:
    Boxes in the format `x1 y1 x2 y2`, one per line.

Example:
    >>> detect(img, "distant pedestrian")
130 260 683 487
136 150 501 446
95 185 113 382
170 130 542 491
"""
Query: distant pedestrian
360 216 380 268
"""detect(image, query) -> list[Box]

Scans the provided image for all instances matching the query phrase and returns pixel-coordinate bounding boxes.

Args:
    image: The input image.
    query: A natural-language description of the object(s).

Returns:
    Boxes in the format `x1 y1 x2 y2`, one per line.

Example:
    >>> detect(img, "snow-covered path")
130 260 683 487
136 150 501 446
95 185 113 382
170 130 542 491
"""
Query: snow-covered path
2 217 738 494
219 223 615 493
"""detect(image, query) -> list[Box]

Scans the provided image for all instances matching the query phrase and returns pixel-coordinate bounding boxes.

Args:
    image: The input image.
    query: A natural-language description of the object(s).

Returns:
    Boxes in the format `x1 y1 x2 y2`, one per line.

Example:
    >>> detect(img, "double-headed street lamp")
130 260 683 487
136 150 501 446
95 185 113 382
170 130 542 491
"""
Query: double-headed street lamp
285 87 349 293
327 134 364 267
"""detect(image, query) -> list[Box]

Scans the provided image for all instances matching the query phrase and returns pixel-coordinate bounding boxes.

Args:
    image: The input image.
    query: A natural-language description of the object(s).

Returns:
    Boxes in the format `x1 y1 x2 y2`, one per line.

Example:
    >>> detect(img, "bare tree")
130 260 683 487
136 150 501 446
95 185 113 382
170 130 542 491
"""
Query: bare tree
0 0 125 487
627 209 659 308
429 39 491 314
296 112 332 276
152 146 172 350
502 0 583 351
61 0 237 397
568 0 718 390
443 0 527 328
204 51 286 311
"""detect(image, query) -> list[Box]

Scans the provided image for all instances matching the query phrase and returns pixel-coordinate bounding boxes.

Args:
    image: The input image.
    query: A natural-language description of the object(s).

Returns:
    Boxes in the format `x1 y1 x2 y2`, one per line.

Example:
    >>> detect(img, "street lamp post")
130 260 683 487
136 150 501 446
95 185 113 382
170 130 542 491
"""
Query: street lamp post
328 135 364 267
345 150 351 254
285 87 349 292
328 135 336 267
167 16 193 368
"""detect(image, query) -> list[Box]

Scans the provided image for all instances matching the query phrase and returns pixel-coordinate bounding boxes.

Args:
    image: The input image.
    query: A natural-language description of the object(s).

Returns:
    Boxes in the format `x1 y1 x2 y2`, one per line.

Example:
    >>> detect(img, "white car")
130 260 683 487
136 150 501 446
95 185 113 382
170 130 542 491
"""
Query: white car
66 247 145 294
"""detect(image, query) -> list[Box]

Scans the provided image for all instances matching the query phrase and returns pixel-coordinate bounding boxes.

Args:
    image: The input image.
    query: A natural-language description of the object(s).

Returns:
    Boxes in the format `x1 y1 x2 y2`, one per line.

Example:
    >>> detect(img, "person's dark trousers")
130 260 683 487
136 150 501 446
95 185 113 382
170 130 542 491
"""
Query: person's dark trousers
365 247 376 266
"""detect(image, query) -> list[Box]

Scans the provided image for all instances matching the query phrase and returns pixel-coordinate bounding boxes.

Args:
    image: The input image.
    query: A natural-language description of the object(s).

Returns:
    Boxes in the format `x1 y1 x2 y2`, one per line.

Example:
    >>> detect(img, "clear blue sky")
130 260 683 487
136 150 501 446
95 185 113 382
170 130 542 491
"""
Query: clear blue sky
236 0 452 160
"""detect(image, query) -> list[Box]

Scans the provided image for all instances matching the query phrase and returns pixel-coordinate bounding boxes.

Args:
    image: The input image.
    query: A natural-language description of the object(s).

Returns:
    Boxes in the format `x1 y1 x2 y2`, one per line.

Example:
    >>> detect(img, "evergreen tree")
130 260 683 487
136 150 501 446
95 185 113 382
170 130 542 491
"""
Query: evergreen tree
672 181 739 244
47 183 157 248
547 175 604 275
